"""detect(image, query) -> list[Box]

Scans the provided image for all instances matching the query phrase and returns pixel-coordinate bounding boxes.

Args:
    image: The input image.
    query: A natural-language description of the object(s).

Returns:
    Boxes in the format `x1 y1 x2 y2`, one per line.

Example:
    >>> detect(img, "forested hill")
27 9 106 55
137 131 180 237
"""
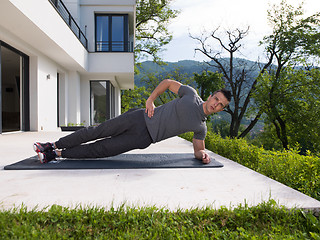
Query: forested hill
134 58 261 87
134 58 265 134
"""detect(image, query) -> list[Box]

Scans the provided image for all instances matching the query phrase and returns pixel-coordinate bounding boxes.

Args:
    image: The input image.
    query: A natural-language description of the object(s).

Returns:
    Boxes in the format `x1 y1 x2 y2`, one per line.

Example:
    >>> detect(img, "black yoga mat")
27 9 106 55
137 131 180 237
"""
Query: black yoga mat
4 153 223 170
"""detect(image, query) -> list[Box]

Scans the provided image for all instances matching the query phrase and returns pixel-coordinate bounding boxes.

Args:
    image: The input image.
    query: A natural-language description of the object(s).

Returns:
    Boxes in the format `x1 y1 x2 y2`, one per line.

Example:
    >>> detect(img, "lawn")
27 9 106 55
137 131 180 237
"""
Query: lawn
0 200 319 239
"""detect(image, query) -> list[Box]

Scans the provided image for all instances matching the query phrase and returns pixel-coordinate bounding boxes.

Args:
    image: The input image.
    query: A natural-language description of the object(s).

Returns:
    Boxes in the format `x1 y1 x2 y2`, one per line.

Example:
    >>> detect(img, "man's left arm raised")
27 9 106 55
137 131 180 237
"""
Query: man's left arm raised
145 79 182 118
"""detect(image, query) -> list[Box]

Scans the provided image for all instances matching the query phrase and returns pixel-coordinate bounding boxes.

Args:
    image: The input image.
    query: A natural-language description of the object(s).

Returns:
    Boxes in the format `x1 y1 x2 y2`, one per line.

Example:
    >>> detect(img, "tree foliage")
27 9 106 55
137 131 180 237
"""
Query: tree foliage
262 0 320 66
124 0 320 155
121 86 150 113
190 0 320 154
142 67 193 105
135 0 179 64
253 67 320 154
253 0 320 151
193 70 224 100
122 0 178 110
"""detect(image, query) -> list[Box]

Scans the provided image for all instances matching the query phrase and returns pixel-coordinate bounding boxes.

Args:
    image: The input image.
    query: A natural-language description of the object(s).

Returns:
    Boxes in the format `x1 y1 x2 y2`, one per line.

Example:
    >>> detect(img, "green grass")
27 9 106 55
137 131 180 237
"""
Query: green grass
0 200 319 239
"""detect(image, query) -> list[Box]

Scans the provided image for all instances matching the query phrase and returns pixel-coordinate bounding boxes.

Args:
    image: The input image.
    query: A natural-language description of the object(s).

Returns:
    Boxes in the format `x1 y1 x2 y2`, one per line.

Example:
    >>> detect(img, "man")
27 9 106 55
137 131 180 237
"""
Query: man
34 79 231 164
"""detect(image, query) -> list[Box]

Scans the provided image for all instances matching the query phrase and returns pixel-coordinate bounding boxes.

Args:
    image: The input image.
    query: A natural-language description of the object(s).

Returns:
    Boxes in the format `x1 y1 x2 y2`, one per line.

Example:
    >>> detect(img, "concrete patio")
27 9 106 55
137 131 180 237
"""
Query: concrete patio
1 131 320 212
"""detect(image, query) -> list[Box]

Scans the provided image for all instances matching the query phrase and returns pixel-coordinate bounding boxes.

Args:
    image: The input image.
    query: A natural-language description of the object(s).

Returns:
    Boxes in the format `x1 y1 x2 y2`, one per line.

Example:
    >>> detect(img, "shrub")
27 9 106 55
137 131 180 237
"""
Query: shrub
180 131 320 201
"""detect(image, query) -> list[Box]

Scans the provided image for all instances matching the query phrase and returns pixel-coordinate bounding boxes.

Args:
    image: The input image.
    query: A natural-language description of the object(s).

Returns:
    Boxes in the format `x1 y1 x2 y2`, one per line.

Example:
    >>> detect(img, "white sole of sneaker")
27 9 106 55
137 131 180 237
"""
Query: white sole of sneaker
37 152 45 164
33 143 41 153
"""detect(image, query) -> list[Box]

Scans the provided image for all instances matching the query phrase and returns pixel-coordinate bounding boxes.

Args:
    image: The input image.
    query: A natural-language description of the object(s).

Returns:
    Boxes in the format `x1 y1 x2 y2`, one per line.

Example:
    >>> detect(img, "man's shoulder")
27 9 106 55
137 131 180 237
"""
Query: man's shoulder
178 85 198 97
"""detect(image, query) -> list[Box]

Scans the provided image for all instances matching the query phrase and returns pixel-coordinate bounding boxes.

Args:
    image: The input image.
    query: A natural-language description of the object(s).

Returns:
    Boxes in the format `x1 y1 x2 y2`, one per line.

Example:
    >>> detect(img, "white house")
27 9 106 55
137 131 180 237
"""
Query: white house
0 0 136 133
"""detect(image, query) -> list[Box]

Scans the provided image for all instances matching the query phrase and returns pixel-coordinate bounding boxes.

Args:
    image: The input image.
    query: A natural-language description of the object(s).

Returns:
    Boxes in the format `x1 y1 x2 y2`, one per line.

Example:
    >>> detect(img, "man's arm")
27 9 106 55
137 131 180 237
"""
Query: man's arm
193 138 211 164
145 79 182 118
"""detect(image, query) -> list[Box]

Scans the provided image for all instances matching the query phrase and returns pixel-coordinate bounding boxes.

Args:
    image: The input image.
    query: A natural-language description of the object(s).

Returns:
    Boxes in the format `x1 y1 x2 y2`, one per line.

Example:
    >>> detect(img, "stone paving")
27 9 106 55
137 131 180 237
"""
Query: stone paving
1 131 320 212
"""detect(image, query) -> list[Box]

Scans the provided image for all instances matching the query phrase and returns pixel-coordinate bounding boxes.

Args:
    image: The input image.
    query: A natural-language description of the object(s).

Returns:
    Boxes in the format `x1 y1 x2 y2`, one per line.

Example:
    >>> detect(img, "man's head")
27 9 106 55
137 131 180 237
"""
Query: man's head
203 88 231 115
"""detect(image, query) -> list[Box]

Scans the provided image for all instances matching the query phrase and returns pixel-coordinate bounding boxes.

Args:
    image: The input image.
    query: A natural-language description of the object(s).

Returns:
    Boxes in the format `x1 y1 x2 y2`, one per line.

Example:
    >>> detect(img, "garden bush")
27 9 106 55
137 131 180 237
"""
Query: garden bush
180 131 320 201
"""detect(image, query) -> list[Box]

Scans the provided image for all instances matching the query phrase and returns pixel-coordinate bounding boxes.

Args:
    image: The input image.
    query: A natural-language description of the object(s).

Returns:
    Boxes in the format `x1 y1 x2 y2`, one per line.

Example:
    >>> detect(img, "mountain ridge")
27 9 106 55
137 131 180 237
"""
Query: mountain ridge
135 58 262 87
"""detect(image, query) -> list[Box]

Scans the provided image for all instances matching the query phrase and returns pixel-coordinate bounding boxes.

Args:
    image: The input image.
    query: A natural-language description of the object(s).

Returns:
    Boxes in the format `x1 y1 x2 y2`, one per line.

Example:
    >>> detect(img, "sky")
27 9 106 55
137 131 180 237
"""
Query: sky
160 0 320 62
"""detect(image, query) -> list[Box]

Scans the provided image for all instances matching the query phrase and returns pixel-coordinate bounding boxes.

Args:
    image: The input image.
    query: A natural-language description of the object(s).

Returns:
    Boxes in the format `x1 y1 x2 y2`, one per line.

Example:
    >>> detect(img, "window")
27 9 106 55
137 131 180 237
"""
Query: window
90 81 115 125
95 14 129 52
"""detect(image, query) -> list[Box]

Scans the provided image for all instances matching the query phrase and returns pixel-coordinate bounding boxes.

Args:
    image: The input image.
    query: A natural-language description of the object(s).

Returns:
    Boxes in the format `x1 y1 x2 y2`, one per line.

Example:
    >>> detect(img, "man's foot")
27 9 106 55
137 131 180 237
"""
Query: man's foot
37 150 57 164
33 142 53 153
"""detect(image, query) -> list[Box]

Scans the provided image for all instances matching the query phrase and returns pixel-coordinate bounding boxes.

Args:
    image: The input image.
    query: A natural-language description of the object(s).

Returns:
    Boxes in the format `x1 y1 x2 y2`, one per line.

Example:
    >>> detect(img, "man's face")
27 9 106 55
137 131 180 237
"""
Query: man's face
205 92 229 115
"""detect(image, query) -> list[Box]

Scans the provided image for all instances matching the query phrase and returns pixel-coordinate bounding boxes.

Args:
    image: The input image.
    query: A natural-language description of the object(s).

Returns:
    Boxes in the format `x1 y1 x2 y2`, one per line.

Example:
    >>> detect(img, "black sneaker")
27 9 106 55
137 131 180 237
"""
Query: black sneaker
33 142 53 153
37 150 57 164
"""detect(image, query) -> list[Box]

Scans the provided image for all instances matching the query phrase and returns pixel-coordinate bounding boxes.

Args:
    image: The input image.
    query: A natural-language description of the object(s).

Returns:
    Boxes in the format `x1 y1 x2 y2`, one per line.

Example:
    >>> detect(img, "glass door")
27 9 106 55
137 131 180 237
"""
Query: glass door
1 45 21 132
90 80 115 125
0 42 29 133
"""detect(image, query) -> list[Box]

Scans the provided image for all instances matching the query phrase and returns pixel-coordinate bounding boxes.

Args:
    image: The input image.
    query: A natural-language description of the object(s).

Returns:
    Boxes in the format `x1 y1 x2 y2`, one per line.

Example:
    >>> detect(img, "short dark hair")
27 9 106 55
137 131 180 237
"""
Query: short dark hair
213 88 232 102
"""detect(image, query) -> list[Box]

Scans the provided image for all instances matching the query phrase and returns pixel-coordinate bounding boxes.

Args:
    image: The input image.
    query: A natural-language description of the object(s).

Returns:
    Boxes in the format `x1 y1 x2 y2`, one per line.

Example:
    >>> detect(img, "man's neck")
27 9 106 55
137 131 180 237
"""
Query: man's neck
202 101 209 116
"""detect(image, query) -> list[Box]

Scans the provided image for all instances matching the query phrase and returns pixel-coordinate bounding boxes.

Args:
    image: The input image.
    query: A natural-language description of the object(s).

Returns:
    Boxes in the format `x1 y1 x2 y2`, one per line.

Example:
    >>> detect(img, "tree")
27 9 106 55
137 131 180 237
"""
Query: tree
261 0 320 68
253 0 320 150
191 0 320 143
122 1 178 110
140 67 193 106
135 0 179 64
253 67 320 153
121 86 150 113
211 120 230 139
190 27 263 138
194 70 224 100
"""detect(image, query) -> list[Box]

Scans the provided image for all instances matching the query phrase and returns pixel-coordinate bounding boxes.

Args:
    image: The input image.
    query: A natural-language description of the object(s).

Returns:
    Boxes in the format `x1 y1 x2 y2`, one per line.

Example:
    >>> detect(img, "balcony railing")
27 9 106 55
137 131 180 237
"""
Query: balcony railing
96 41 134 52
48 0 88 49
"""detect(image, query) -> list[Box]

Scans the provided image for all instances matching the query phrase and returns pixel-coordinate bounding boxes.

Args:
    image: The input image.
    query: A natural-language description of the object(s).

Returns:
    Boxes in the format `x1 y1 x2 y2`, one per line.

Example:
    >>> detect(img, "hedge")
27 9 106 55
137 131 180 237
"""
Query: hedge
180 131 320 201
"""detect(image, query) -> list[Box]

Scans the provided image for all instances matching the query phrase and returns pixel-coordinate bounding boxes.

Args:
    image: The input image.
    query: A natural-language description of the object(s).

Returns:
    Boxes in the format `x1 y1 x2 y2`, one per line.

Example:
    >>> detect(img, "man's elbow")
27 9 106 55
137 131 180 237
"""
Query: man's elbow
167 79 181 94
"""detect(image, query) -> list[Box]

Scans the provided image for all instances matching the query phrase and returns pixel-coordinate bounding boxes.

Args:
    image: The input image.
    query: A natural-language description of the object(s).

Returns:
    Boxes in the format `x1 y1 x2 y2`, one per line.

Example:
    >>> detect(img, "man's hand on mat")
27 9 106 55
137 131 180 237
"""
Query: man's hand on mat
145 99 156 118
202 152 211 164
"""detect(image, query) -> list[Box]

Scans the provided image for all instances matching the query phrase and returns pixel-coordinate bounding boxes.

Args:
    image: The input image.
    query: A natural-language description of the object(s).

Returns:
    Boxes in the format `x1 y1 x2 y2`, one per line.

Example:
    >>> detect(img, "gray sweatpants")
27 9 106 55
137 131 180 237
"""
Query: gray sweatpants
55 109 152 158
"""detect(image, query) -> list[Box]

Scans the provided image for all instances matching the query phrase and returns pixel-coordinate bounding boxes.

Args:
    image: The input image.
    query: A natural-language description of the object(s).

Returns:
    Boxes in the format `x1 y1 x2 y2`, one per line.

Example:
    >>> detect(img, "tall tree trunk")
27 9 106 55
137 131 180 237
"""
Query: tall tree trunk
273 117 288 149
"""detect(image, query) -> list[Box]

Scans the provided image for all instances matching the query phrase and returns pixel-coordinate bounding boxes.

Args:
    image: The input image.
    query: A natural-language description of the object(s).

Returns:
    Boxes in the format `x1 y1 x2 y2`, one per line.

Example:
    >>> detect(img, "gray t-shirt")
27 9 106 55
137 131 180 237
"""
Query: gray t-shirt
144 85 207 143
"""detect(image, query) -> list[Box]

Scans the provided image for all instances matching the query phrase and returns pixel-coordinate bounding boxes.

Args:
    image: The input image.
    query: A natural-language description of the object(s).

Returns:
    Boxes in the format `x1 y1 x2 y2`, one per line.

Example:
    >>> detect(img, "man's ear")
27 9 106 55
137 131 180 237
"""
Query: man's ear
207 95 212 101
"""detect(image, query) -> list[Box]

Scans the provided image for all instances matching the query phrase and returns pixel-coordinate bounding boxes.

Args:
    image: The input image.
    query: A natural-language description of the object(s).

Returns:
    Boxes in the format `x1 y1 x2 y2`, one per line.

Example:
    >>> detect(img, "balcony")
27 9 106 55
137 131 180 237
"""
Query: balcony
96 41 134 52
48 0 88 49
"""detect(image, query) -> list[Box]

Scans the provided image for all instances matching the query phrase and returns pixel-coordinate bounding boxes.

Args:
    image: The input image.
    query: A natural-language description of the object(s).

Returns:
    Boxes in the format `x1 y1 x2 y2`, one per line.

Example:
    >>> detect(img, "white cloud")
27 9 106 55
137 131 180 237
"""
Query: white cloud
163 0 320 62
169 0 271 36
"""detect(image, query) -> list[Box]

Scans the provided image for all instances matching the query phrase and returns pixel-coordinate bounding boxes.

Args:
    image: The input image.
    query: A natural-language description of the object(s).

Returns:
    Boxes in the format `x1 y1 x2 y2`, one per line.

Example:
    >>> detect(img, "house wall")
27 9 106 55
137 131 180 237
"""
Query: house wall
3 0 88 71
0 28 65 131
36 56 59 131
0 0 135 133
75 0 135 124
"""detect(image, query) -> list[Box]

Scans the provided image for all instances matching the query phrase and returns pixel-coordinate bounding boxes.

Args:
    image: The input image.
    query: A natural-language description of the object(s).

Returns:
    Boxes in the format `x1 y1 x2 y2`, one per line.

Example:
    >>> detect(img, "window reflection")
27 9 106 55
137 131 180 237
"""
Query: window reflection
90 81 107 125
95 14 128 52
